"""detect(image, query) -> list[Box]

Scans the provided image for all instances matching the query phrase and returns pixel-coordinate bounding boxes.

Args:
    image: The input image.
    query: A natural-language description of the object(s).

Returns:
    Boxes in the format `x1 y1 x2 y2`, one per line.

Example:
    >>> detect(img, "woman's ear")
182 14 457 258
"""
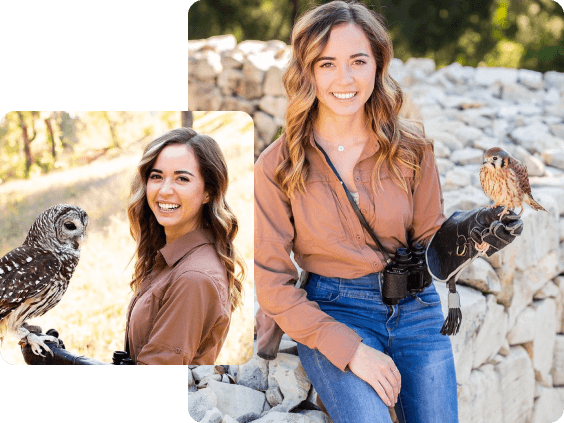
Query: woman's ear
203 192 211 204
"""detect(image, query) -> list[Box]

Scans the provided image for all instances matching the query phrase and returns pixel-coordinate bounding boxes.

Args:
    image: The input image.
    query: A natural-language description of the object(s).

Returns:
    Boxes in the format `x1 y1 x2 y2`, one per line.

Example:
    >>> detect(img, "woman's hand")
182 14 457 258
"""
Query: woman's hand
348 342 401 407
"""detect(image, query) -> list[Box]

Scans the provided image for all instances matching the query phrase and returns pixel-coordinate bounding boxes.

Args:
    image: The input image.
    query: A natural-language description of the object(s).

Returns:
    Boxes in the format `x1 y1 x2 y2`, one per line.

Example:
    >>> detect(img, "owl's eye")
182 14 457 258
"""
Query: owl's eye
492 157 498 161
64 222 77 230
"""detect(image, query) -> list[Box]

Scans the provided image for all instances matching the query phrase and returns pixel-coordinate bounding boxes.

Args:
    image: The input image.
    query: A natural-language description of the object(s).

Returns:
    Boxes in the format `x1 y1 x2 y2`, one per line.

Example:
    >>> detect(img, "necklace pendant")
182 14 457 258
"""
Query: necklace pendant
338 145 344 152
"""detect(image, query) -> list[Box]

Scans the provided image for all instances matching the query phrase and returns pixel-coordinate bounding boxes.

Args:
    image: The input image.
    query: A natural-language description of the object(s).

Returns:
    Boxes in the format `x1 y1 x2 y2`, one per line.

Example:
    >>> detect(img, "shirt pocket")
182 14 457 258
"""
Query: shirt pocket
129 289 161 350
291 171 349 253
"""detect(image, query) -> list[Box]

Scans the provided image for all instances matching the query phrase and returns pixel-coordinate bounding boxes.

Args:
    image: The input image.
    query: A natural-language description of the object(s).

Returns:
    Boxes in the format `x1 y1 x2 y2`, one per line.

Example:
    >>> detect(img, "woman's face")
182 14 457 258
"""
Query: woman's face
313 23 376 120
146 144 209 244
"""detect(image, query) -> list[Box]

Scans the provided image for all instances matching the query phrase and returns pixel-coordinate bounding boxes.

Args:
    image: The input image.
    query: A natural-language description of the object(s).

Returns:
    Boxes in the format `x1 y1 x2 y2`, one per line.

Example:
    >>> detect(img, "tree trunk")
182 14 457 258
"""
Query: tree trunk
181 111 194 128
45 117 56 160
103 111 120 148
17 111 32 177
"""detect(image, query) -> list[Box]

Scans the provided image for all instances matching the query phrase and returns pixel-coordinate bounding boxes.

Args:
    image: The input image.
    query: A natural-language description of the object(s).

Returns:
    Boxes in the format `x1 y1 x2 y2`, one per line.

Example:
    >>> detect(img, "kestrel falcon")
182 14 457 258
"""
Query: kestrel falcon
479 147 546 219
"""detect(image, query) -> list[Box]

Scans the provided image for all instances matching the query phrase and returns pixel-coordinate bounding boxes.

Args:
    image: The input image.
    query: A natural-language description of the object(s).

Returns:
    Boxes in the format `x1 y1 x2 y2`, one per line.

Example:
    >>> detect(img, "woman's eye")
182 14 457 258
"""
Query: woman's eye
320 62 333 68
354 59 366 65
178 176 190 182
149 173 161 180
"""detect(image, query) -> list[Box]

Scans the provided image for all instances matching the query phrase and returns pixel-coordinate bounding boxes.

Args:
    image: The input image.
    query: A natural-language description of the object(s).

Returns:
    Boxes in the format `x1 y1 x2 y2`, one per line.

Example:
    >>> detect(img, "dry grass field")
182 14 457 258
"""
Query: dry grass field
0 111 254 365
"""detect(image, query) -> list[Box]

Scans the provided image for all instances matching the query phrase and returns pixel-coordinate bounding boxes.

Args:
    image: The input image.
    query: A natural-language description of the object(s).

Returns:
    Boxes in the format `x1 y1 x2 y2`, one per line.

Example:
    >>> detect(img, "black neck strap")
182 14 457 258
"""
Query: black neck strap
314 138 392 265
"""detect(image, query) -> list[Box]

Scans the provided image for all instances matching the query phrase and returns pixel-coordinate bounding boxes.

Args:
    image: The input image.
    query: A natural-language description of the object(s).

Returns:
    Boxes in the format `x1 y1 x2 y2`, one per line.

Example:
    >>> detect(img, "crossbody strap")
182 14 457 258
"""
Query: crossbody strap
314 138 392 265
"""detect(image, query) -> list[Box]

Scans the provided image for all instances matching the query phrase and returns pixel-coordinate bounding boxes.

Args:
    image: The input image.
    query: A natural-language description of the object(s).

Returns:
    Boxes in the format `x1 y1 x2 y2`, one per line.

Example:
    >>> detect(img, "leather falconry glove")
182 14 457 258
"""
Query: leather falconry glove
20 329 130 365
425 206 523 335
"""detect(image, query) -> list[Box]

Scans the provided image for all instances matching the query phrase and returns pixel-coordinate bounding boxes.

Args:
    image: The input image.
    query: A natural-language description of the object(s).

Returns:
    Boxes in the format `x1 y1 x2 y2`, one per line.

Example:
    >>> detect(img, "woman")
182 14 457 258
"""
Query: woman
21 127 246 365
126 127 246 364
254 1 456 421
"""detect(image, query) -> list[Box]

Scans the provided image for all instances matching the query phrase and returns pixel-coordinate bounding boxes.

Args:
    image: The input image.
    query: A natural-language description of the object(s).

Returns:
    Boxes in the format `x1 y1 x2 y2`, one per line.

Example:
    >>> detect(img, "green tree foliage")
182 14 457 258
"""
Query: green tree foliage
188 0 564 72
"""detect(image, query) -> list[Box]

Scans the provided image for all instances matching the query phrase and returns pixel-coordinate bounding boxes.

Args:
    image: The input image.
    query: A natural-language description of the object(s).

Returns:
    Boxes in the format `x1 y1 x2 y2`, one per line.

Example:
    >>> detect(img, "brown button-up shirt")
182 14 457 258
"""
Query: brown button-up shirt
254 133 445 372
125 229 230 365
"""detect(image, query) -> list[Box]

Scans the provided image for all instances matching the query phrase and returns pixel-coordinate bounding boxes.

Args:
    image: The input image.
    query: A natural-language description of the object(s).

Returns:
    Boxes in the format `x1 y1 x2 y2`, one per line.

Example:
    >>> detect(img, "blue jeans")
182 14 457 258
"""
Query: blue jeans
297 272 458 423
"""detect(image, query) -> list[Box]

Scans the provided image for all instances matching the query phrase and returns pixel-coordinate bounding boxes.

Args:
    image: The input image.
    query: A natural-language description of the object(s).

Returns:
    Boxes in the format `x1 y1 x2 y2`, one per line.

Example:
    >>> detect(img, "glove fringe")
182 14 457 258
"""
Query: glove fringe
441 306 462 335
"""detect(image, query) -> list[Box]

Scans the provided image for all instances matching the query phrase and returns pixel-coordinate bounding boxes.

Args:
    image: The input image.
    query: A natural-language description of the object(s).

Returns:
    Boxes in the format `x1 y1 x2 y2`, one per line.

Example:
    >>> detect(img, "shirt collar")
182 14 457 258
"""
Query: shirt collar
159 228 214 267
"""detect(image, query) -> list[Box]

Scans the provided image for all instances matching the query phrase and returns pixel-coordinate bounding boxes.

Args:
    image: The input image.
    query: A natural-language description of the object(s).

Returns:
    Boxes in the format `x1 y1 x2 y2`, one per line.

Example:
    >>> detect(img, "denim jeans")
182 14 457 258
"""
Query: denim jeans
297 272 458 423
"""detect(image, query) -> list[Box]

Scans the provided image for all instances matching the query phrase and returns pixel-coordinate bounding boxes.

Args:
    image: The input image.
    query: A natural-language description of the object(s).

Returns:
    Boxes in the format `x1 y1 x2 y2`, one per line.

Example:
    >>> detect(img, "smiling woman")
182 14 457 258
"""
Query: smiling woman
126 127 246 364
146 144 210 244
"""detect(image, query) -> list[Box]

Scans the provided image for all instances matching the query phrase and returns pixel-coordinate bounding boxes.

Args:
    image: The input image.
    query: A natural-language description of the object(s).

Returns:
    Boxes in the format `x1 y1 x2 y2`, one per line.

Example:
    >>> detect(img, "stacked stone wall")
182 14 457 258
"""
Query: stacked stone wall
189 35 564 423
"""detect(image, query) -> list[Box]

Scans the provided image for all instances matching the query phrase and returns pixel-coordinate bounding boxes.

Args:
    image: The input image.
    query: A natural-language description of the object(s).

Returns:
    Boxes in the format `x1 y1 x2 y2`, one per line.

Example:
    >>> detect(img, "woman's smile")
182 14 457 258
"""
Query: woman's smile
146 144 209 244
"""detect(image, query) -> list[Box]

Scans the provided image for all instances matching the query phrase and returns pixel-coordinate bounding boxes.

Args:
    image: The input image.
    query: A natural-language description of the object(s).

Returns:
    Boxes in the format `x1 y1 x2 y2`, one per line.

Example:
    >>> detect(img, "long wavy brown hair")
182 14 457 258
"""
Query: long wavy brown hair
127 128 245 311
277 0 431 198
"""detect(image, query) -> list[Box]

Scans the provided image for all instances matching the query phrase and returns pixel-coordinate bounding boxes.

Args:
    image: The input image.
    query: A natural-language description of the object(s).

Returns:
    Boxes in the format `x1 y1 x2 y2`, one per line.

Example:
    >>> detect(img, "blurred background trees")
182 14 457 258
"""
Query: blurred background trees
188 0 564 72
0 111 192 183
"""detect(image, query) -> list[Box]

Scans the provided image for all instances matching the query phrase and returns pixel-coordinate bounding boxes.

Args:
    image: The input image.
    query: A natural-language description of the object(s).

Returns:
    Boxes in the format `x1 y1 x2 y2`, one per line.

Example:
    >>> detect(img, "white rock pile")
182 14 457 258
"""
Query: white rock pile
189 35 564 423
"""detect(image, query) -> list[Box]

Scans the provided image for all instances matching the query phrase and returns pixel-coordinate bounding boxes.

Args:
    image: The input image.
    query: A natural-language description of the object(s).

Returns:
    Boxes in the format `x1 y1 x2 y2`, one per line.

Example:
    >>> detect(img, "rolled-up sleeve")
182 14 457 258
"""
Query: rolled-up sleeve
254 149 362 372
136 271 225 365
410 144 446 246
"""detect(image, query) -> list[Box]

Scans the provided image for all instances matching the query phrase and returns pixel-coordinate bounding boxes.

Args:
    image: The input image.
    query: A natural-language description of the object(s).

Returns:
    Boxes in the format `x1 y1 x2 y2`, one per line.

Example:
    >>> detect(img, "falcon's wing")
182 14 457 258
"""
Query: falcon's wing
511 159 532 197
0 246 62 320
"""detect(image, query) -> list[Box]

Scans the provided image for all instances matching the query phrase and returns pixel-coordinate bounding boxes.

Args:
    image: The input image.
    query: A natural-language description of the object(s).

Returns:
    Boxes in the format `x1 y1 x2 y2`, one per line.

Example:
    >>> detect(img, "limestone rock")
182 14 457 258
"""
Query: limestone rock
442 186 490 217
518 69 544 90
458 258 501 294
265 387 284 408
475 67 518 86
238 355 269 391
193 365 221 382
252 412 310 423
458 364 503 423
296 410 332 423
206 380 267 422
259 95 287 120
501 83 537 103
507 306 536 345
268 353 311 413
545 71 564 91
200 407 223 423
542 149 564 172
494 346 535 423
189 388 218 422
510 123 551 154
552 335 564 386
263 66 286 97
530 385 564 423
449 147 484 165
217 68 244 93
436 282 486 385
278 339 298 356
254 111 282 144
220 96 256 115
531 299 557 384
473 295 508 369
189 368 197 392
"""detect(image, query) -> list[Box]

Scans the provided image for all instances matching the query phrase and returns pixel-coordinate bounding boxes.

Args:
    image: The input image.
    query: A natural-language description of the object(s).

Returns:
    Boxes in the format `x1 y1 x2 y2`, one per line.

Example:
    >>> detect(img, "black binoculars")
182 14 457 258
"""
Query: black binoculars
112 351 134 365
382 242 432 305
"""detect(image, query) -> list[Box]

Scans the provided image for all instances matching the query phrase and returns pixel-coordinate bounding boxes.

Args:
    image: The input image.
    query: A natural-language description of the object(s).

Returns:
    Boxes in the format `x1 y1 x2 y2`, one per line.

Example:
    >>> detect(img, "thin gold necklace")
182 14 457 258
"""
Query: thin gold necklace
314 132 367 152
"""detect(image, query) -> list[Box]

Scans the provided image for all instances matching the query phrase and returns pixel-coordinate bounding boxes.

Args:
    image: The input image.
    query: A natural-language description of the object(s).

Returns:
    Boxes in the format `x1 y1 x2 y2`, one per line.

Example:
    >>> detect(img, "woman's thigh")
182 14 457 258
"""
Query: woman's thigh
390 284 459 423
297 341 393 423
301 275 458 423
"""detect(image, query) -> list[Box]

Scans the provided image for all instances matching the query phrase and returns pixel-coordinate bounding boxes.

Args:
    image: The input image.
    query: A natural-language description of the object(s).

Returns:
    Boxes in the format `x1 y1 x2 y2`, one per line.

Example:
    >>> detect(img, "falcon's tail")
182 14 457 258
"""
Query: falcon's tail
525 195 547 212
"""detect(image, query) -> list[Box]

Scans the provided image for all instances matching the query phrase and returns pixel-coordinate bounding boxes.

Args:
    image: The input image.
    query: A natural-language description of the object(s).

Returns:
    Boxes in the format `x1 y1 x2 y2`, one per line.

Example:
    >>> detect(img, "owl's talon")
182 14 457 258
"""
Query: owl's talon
25 333 56 356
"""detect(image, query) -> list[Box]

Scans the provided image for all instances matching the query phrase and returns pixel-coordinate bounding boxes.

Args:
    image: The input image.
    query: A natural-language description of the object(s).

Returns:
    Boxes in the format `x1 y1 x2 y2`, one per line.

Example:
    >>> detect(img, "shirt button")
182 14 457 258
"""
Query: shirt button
174 347 181 354
361 209 367 213
374 262 379 267
356 235 361 240
355 177 360 181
